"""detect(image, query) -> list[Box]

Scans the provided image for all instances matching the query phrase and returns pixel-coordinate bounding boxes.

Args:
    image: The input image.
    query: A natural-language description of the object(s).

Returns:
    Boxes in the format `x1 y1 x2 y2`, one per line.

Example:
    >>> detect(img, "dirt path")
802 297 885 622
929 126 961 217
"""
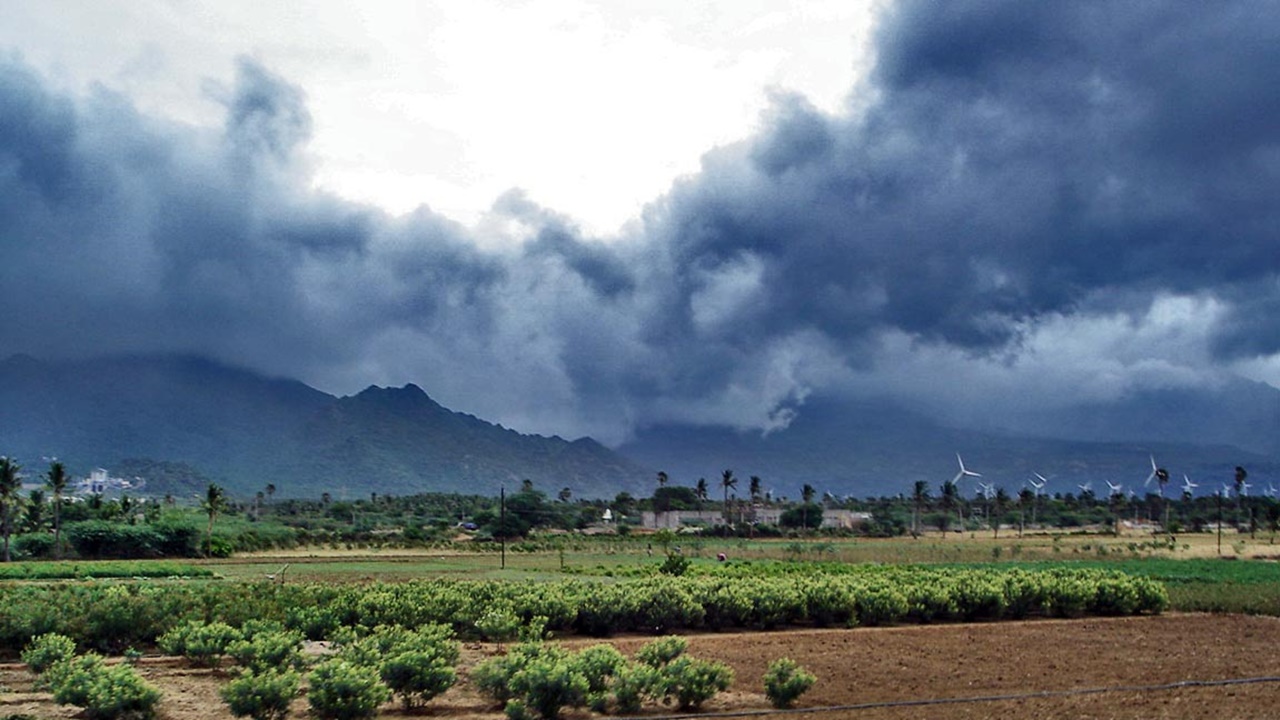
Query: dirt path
3 614 1278 719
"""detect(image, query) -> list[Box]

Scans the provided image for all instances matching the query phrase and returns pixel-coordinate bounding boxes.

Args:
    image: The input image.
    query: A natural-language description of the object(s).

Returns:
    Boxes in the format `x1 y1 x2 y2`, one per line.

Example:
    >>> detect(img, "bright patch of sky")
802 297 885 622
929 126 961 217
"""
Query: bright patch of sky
0 0 878 235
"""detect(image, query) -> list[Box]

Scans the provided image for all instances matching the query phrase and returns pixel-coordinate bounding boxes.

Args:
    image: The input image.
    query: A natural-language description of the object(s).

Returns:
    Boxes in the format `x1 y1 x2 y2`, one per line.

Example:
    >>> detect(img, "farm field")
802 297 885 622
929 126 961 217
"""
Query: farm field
2 613 1278 719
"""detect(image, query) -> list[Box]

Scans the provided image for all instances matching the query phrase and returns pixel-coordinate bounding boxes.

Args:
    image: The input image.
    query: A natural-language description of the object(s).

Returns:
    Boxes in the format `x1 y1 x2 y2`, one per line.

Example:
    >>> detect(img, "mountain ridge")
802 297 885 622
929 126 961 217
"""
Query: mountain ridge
0 354 648 498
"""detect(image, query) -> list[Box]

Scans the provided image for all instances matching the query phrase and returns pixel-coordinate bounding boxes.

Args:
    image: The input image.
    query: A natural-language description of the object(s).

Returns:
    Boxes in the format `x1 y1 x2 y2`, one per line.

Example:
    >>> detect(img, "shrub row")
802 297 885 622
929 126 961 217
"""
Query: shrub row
0 567 1166 654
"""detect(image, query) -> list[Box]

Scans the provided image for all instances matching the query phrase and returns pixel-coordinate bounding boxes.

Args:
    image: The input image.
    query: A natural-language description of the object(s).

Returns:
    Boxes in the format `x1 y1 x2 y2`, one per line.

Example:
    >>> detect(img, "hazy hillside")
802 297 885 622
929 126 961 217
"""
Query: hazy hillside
0 355 649 498
618 397 1279 500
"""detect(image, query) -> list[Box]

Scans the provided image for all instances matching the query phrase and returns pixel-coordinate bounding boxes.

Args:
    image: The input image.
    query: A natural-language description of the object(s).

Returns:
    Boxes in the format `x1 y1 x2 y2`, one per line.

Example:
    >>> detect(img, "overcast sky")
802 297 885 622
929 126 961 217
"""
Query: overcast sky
2 1 1279 445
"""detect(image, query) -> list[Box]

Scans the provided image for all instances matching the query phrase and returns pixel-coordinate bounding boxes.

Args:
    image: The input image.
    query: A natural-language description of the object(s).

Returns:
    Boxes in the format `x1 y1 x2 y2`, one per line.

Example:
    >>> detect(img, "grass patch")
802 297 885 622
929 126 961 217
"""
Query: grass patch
0 560 213 580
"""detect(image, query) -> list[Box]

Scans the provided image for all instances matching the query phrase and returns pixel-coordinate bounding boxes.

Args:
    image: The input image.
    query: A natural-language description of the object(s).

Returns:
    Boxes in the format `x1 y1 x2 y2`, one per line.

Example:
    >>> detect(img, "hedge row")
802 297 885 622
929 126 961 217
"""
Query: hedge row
0 566 1166 654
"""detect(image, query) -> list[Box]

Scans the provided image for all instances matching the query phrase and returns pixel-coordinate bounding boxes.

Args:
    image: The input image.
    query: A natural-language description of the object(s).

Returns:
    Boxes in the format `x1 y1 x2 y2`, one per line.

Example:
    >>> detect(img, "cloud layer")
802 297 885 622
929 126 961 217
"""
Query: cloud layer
3 1 1279 444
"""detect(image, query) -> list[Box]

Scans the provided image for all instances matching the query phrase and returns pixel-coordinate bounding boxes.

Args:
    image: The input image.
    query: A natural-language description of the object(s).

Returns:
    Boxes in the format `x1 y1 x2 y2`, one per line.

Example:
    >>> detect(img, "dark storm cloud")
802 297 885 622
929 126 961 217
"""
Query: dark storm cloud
3 1 1280 441
641 0 1280 361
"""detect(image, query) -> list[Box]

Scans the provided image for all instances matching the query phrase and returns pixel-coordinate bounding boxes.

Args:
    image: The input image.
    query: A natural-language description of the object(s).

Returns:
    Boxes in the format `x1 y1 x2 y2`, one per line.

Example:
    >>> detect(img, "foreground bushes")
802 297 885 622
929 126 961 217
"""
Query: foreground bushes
23 634 161 720
473 636 734 718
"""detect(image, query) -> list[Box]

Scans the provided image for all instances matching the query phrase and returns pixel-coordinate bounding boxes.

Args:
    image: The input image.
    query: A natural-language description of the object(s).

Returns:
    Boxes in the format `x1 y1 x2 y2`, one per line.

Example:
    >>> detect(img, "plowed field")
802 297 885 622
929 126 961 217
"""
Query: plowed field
3 613 1278 719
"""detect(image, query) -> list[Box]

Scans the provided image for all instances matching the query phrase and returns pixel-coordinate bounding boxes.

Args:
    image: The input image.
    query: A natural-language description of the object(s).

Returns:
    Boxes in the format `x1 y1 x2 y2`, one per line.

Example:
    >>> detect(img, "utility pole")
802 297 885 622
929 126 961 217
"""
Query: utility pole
500 486 506 570
1217 491 1223 556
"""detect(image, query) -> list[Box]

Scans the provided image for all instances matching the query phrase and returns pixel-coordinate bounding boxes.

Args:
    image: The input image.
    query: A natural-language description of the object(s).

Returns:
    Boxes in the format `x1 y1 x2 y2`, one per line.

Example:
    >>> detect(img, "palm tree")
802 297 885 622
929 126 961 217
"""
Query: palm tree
45 461 69 560
0 457 22 562
656 471 668 489
202 483 227 558
801 484 816 530
1017 487 1034 537
992 488 1010 538
265 483 276 506
720 469 737 527
695 478 708 511
939 480 958 535
1235 466 1248 530
911 481 930 538
748 476 762 536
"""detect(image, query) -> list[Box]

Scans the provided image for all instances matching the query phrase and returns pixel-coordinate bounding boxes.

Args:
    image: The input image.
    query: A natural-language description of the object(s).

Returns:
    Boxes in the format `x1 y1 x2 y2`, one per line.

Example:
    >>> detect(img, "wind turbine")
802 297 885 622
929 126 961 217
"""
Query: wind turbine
1181 474 1198 496
1029 473 1047 494
1267 483 1277 499
1220 483 1232 498
1105 480 1123 496
1241 481 1252 497
953 454 982 486
1077 480 1093 494
1144 455 1159 488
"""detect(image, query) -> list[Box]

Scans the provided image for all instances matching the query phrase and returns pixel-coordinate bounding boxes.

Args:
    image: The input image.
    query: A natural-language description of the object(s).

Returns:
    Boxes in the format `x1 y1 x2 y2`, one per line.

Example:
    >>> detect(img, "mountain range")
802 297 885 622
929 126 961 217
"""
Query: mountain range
0 355 648 499
2 354 1277 500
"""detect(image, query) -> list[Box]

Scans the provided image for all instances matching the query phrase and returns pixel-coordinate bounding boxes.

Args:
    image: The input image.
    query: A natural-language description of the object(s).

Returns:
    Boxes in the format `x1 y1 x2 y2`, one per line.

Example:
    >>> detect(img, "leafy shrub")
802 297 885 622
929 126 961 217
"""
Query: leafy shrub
46 654 161 720
77 664 163 720
475 608 521 644
379 651 456 709
472 644 565 704
157 620 244 667
45 654 107 708
610 662 659 714
22 633 77 675
307 660 391 720
571 644 626 694
658 554 690 576
221 668 300 720
635 636 687 667
762 657 816 709
652 656 733 711
507 654 589 719
228 630 306 673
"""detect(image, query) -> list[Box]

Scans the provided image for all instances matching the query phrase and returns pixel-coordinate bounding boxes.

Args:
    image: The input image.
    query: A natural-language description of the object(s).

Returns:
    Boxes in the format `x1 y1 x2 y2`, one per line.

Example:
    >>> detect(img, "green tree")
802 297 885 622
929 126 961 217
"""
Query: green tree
0 456 22 562
911 480 930 537
203 483 227 558
801 484 816 531
1017 487 1034 537
939 480 958 535
719 470 737 528
1235 466 1249 529
992 487 1010 538
46 462 70 560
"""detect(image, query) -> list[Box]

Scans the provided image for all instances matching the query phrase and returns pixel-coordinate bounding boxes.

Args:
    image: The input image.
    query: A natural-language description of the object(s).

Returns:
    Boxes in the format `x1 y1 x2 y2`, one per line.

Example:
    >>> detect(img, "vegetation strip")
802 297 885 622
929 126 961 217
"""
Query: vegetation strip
0 566 1166 654
598 675 1280 719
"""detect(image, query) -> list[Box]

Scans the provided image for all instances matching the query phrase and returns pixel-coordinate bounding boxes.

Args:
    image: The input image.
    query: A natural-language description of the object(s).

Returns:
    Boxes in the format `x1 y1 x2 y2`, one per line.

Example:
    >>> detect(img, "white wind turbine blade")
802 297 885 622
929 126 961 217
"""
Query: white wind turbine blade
1144 454 1158 487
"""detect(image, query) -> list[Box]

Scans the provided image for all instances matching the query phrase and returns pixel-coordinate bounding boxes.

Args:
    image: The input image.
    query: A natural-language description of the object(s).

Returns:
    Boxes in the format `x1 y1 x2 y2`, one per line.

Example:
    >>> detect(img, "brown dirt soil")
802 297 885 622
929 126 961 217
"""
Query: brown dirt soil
2 613 1279 719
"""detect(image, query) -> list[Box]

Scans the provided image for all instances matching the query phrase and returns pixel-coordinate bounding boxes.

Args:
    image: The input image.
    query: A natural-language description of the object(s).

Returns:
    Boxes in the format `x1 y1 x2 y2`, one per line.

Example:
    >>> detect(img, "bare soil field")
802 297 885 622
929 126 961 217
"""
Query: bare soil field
3 613 1278 719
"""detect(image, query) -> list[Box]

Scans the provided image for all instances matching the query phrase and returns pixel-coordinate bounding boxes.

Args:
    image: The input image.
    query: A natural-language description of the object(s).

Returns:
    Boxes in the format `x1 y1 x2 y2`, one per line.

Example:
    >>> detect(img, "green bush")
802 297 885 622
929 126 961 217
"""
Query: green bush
46 655 161 720
21 633 77 675
658 554 690 576
379 651 456 709
610 662 659 714
157 620 244 667
762 657 816 709
221 668 300 720
78 664 163 720
635 635 687 667
471 644 564 704
507 655 589 719
227 630 306 673
306 660 391 720
45 654 107 708
651 656 733 711
571 644 626 694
